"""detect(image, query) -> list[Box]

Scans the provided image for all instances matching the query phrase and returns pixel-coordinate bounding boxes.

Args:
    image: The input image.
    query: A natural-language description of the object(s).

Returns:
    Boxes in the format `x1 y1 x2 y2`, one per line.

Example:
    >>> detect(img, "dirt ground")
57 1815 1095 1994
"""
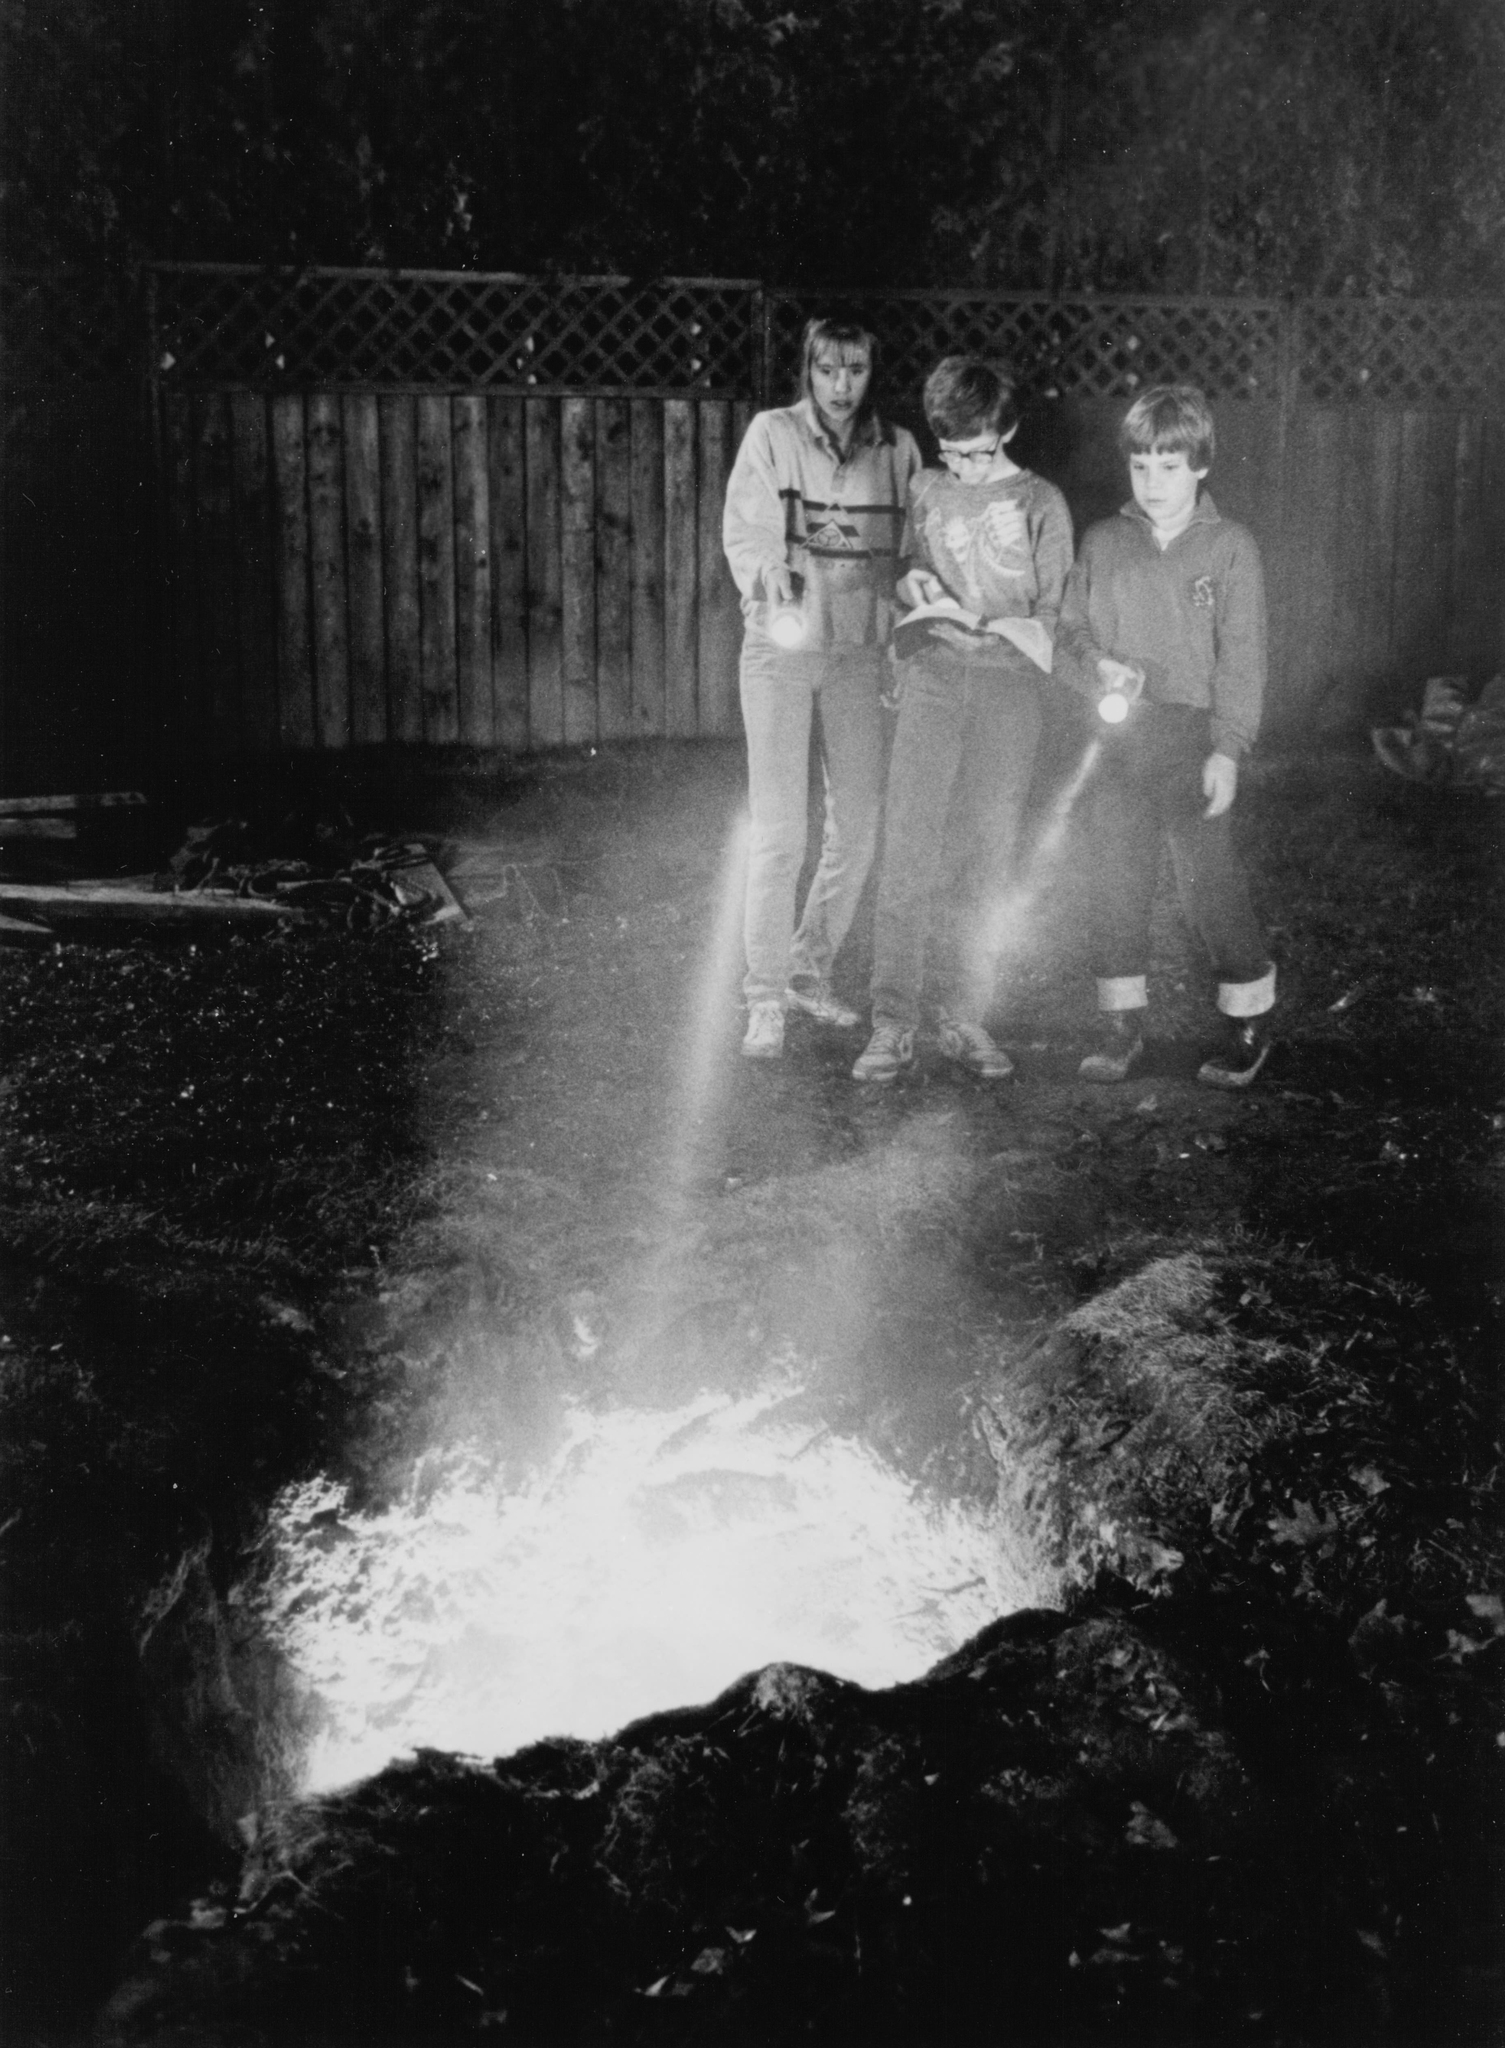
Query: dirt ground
1 722 1502 2041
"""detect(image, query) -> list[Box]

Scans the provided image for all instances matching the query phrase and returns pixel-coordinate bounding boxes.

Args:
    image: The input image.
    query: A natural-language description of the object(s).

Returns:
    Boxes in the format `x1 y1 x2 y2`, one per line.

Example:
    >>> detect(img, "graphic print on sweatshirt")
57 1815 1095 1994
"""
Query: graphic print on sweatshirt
921 493 1032 614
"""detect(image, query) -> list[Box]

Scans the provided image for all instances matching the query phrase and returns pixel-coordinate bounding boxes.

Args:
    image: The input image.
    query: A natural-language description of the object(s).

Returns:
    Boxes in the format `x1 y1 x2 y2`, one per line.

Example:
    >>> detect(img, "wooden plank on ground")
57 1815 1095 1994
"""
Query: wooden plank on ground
380 395 423 745
230 392 279 754
488 397 529 751
162 392 201 752
306 392 351 749
270 394 315 749
696 399 738 737
344 393 387 746
629 398 666 736
416 394 459 744
0 791 146 814
525 398 564 747
194 391 242 755
663 398 698 736
452 395 494 747
595 398 633 741
560 395 598 745
0 881 306 924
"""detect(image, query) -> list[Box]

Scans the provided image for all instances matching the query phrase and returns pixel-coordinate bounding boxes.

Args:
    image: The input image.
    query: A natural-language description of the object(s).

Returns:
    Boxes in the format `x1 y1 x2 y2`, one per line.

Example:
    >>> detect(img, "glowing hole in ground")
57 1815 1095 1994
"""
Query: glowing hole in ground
260 1376 1039 1795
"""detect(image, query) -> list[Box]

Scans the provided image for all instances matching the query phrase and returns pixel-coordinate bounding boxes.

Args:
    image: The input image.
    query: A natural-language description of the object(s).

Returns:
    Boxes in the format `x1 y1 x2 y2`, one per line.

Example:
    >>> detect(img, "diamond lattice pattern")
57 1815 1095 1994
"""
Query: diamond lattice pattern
1301 299 1505 408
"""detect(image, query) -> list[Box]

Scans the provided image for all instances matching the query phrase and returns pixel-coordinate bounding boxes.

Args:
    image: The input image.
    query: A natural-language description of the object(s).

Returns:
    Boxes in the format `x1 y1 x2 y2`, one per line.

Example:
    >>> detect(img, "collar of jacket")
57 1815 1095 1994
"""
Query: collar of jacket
1120 490 1222 534
796 397 894 457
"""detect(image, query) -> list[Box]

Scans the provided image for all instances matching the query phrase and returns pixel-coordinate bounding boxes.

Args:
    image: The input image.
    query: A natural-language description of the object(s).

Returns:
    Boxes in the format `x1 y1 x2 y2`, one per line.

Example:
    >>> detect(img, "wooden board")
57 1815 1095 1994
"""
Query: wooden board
452 395 494 746
696 400 738 737
488 397 529 751
416 395 459 744
560 396 598 745
306 392 351 749
270 394 315 750
343 393 387 746
629 398 666 736
230 392 279 753
663 399 698 736
162 394 201 754
595 398 633 741
380 395 423 745
193 391 242 755
525 398 564 747
1389 411 1458 686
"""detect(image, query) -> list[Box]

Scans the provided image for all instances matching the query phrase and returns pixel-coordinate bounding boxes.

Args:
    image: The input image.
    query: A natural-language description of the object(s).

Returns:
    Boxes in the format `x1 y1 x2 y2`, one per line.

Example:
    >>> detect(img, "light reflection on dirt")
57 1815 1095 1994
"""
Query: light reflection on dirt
259 1370 1040 1794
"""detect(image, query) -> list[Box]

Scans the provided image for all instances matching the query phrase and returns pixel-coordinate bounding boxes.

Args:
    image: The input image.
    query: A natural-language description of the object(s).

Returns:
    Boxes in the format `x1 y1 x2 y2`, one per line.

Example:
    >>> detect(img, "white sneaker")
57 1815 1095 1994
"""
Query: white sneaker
937 1017 1014 1079
852 1023 915 1083
785 980 861 1029
741 1000 785 1059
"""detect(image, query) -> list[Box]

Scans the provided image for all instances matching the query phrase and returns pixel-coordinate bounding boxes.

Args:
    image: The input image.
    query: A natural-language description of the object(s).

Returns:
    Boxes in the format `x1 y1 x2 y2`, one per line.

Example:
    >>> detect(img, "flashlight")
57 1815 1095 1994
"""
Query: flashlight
768 570 807 649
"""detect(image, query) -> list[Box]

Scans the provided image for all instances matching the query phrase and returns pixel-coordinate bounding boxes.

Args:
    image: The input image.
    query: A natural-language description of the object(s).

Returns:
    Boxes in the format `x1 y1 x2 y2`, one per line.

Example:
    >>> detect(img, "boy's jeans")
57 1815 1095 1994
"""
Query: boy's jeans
1086 704 1274 1016
870 652 1043 1031
740 636 887 1006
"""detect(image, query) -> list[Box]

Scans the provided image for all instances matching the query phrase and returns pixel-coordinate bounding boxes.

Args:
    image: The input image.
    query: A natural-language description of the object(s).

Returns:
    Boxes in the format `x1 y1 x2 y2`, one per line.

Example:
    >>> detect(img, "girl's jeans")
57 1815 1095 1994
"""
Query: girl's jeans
1086 703 1274 1016
870 652 1043 1031
740 635 887 1006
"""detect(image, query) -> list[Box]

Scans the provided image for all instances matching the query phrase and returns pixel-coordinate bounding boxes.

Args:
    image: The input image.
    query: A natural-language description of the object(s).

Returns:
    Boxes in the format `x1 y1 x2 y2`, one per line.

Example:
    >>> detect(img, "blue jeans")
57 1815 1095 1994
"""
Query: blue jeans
870 653 1043 1030
1086 704 1273 1014
740 636 887 1005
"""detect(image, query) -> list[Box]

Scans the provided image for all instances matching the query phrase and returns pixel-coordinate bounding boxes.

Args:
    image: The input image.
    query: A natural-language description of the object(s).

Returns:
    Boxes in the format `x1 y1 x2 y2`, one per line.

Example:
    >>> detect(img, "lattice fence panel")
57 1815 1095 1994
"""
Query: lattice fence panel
153 267 761 394
1 270 143 387
1299 299 1505 408
767 292 1286 404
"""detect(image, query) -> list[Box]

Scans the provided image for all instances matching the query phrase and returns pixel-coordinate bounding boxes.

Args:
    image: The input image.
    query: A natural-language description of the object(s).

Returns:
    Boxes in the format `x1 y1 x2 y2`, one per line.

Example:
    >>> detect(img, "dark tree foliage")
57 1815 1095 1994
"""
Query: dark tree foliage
4 0 1503 292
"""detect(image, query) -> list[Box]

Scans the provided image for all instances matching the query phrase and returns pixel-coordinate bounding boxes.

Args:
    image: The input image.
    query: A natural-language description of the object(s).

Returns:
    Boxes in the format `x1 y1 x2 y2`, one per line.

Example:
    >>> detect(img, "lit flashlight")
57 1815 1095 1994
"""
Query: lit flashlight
767 570 807 649
1097 690 1130 724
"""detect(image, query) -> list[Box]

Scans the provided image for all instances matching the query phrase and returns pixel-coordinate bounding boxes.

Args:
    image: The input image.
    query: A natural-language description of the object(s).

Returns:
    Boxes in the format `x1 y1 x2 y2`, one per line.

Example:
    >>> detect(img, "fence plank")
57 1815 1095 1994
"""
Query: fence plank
595 398 633 741
192 392 241 756
560 395 598 745
343 393 386 746
1480 419 1505 678
1389 411 1457 685
162 394 202 754
488 397 529 751
452 394 494 746
270 394 315 750
525 398 564 746
1446 415 1492 675
696 399 738 737
306 393 351 749
230 392 278 753
1282 409 1345 721
663 399 698 736
629 398 666 736
379 396 422 744
1356 411 1403 691
416 394 459 744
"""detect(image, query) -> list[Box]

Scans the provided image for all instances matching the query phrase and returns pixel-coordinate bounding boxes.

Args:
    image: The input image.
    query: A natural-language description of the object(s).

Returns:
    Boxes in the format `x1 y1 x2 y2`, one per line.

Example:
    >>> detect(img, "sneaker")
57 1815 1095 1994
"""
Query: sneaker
852 1023 915 1083
937 1017 1014 1080
741 1000 785 1060
785 980 861 1030
1197 1017 1273 1090
1078 1011 1147 1084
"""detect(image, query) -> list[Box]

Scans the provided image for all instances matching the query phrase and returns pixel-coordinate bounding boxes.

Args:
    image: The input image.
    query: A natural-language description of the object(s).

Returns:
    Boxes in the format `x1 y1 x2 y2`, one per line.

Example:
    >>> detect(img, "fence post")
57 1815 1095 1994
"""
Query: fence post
756 287 773 411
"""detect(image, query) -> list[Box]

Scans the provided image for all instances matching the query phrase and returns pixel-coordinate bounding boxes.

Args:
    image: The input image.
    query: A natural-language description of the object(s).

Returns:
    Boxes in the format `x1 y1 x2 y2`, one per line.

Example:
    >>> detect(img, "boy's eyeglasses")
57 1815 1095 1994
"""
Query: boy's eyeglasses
938 439 1001 471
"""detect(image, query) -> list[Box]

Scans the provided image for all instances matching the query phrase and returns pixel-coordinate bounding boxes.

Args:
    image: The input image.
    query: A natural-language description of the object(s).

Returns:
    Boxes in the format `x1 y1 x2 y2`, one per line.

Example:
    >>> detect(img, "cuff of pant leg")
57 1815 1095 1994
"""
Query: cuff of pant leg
1217 964 1277 1018
1096 975 1148 1012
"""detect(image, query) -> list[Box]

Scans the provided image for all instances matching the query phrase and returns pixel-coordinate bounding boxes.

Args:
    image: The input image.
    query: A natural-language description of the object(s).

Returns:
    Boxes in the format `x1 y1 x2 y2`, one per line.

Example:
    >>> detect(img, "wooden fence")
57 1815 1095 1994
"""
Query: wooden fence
2 267 1503 787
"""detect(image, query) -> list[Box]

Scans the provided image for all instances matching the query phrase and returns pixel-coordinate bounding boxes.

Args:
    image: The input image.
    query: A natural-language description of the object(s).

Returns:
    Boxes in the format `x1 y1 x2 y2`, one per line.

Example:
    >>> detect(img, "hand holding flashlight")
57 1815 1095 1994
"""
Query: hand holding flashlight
1096 657 1146 725
765 563 808 648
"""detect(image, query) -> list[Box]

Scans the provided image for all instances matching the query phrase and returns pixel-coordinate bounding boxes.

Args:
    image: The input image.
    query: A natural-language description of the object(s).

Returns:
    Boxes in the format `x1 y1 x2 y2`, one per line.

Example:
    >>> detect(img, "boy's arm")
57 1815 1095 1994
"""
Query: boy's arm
1054 535 1114 703
1208 528 1268 760
896 471 946 609
1025 483 1075 636
722 415 794 604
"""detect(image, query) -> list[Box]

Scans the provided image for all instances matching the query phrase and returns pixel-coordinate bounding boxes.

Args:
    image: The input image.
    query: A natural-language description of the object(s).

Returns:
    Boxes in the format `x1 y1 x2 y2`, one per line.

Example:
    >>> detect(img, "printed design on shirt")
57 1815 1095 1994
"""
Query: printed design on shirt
1190 575 1216 608
805 515 866 553
924 495 1030 595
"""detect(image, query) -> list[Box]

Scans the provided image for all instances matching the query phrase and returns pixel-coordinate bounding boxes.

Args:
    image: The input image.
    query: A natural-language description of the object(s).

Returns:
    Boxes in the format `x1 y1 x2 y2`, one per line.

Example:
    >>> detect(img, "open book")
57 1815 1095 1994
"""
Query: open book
895 598 1053 674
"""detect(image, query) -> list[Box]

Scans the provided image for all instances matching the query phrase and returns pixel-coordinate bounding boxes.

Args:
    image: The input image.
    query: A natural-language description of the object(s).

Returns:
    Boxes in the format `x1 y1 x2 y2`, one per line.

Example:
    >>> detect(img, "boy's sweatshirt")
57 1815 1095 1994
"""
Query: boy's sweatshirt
901 464 1074 673
723 400 922 650
1055 493 1267 757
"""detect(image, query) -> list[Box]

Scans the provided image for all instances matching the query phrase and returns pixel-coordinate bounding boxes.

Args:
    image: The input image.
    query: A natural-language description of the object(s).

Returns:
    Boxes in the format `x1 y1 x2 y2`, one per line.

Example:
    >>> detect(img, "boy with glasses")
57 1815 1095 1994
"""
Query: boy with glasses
853 356 1073 1083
